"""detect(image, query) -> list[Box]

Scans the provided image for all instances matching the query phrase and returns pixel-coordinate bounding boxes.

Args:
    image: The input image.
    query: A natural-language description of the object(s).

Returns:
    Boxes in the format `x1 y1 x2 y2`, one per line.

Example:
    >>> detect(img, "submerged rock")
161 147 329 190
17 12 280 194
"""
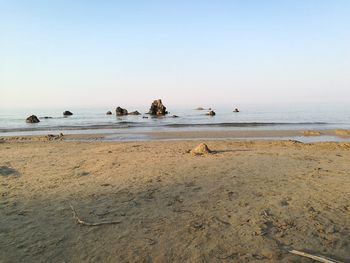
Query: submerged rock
206 110 216 116
190 143 212 156
195 107 205 110
148 99 168 116
63 111 73 116
128 111 141 115
106 111 112 115
234 108 240 113
26 115 40 123
116 107 128 116
172 115 179 118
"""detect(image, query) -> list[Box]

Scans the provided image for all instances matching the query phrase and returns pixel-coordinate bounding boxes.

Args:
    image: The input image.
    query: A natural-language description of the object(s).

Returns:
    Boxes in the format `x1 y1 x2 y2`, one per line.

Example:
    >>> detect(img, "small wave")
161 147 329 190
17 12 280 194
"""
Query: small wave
164 122 328 128
0 121 329 133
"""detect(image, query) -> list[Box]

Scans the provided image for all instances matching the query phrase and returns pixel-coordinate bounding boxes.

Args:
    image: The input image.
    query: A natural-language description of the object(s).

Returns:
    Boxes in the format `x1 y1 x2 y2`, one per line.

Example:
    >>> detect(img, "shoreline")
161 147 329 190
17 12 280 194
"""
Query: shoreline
1 128 350 142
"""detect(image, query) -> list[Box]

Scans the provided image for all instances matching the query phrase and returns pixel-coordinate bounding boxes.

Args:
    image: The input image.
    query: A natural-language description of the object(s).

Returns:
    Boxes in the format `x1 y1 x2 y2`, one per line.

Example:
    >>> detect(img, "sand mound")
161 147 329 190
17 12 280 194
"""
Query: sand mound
335 129 350 136
302 130 321 136
190 143 212 155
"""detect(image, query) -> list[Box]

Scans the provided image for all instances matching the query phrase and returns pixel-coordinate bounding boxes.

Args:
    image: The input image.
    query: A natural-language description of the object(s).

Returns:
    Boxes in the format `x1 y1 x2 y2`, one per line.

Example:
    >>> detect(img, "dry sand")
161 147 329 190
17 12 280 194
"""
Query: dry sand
1 138 350 262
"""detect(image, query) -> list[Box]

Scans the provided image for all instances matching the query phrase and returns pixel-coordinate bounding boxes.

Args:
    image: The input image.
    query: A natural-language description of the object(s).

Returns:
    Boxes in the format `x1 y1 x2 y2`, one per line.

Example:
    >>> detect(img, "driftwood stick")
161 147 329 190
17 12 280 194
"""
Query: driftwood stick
289 250 343 263
69 203 122 226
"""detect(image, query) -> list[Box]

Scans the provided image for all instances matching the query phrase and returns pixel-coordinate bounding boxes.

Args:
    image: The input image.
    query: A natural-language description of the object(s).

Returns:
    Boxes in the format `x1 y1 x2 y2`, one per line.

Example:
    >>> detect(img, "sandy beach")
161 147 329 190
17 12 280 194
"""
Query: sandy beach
3 0 350 262
1 137 350 262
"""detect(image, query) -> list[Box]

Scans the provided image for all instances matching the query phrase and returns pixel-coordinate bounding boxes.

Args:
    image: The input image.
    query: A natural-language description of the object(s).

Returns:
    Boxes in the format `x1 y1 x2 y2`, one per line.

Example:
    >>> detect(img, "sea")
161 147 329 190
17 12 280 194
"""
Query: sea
1 104 350 142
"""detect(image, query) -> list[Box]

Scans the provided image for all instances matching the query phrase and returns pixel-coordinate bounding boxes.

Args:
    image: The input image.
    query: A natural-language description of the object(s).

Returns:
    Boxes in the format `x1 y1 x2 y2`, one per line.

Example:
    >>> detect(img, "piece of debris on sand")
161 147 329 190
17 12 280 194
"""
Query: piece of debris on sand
190 143 212 156
46 133 64 141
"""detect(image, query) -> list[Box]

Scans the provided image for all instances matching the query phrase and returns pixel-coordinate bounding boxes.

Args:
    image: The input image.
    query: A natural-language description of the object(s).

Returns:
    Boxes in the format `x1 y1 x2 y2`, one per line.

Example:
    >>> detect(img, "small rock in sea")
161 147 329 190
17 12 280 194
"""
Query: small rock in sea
142 116 149 119
128 111 141 115
116 107 128 116
148 99 168 116
172 115 179 118
195 107 205 110
234 108 239 113
26 115 40 123
106 111 112 115
208 108 212 110
63 111 73 116
41 116 52 119
190 143 212 156
206 110 216 116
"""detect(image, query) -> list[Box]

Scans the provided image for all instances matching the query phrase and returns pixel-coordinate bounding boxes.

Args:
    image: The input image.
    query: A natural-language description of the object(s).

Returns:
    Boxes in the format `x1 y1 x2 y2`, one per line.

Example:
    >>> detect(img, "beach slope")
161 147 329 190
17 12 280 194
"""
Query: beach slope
1 139 350 262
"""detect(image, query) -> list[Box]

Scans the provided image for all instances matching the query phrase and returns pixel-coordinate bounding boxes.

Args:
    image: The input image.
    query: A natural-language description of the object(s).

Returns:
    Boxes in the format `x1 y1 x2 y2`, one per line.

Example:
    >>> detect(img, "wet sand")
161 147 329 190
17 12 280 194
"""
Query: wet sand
145 129 350 141
1 128 350 142
1 138 350 262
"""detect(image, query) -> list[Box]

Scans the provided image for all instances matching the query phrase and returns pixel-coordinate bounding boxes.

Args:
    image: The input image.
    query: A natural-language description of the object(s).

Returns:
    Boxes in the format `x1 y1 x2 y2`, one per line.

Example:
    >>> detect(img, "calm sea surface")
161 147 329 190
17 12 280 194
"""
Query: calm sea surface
1 105 350 141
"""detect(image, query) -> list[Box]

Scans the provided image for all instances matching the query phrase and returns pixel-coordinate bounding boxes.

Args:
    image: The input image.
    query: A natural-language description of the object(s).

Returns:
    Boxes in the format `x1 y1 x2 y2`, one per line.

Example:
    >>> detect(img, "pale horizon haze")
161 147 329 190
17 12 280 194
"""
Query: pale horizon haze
1 0 349 109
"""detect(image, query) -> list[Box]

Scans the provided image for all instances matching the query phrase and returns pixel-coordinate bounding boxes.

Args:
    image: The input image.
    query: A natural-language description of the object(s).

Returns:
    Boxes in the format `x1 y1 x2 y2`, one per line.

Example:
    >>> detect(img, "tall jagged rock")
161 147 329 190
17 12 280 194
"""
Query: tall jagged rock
148 99 168 116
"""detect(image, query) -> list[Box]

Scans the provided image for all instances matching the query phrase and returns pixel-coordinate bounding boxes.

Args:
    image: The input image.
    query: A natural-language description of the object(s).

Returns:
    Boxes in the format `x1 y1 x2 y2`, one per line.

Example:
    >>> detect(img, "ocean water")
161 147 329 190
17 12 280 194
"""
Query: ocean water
1 105 350 140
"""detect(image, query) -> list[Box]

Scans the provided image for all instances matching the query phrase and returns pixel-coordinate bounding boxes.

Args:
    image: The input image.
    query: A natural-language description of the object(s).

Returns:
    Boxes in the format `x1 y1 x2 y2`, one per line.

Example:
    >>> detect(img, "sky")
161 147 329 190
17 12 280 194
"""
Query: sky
0 0 349 109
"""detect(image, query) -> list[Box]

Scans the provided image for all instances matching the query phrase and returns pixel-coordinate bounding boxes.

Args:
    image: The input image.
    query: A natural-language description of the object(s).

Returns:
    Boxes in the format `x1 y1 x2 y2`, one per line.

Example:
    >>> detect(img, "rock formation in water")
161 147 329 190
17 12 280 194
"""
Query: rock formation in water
116 107 128 116
26 115 40 123
148 99 168 116
63 111 73 116
206 110 216 116
128 111 141 115
106 111 112 115
234 108 239 113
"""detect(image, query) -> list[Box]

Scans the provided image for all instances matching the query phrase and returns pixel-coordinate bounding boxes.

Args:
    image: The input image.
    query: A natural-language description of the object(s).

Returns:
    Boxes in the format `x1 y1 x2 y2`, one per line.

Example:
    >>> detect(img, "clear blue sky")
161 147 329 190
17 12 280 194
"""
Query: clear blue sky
1 0 349 108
